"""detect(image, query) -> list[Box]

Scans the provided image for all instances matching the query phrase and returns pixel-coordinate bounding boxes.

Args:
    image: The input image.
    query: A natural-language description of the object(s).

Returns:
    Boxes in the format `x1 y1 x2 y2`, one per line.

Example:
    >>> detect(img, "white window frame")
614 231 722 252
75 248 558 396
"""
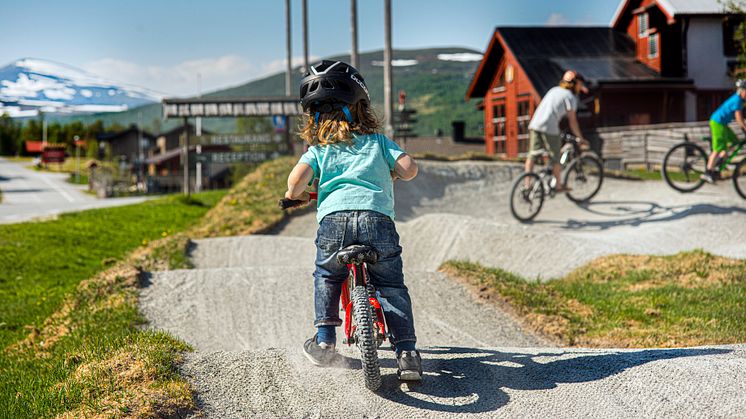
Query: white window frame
637 13 649 38
648 33 659 58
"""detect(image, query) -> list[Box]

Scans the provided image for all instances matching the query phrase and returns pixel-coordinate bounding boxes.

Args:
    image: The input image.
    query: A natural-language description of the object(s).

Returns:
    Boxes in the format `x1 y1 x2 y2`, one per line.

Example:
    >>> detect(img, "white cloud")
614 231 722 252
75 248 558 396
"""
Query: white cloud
545 13 569 26
83 54 318 97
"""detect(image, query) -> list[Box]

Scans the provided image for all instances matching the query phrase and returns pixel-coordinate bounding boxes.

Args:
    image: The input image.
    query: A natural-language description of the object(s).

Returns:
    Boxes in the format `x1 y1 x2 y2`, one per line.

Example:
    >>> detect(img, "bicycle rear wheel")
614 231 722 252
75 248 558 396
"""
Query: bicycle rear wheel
733 159 746 199
510 172 545 222
564 154 604 203
662 142 707 193
352 286 381 391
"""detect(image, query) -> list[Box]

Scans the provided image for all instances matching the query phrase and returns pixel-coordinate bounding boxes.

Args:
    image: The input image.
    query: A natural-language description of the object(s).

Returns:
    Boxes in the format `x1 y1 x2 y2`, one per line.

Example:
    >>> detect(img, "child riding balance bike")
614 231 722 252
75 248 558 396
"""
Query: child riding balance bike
282 60 422 390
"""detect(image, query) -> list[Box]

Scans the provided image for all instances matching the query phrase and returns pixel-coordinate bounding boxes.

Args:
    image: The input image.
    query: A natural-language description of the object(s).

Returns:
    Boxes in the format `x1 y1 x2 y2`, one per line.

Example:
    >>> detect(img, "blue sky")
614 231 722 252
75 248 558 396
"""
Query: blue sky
2 0 620 96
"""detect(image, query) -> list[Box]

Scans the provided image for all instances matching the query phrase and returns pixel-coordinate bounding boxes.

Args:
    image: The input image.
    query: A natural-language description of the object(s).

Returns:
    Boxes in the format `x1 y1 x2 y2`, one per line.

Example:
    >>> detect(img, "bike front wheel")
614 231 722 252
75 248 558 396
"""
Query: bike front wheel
564 154 604 203
662 142 708 193
510 172 545 222
733 159 746 199
352 286 381 391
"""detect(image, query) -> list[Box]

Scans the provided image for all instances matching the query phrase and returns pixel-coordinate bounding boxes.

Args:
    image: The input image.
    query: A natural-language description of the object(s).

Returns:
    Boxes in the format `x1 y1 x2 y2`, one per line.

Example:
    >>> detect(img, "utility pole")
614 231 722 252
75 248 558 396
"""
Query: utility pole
383 0 394 139
196 73 202 193
285 0 292 96
350 0 359 69
302 0 309 73
183 117 190 197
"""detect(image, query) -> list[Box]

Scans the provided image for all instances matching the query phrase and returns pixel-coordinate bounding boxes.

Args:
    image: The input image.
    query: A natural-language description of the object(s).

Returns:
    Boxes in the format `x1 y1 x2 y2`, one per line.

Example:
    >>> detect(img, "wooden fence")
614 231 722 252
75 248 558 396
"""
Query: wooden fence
589 121 738 170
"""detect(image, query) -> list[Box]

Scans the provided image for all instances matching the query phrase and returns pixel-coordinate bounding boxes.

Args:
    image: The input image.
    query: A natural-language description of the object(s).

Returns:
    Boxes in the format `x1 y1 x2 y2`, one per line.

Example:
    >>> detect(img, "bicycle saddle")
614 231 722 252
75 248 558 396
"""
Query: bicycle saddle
337 245 379 265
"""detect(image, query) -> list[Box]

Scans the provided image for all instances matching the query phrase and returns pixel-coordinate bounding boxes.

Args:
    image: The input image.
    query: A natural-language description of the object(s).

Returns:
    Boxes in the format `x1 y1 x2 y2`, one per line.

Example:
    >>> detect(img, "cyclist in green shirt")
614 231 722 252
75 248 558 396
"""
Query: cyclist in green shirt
701 79 746 183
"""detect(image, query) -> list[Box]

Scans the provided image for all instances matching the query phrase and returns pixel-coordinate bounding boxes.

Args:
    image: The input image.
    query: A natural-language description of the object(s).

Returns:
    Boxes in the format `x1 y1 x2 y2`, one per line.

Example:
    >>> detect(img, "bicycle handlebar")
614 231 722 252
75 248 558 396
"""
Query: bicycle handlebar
278 192 318 210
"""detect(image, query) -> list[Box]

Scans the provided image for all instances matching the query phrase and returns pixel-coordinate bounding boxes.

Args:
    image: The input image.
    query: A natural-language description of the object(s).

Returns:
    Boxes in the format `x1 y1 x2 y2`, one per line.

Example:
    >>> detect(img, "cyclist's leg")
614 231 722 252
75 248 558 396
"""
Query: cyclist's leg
708 120 731 171
526 129 544 173
312 213 350 336
359 212 416 351
543 133 564 189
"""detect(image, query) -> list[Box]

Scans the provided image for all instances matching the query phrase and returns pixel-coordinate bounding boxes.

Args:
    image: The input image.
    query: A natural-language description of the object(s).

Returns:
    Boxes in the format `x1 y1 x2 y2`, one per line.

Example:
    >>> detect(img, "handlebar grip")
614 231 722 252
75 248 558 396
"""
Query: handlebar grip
278 192 318 210
278 198 306 210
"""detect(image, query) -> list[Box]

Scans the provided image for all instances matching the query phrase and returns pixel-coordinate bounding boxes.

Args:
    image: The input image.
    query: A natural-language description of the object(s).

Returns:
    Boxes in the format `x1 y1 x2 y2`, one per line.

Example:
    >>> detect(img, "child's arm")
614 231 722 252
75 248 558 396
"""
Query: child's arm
285 163 315 200
393 154 418 181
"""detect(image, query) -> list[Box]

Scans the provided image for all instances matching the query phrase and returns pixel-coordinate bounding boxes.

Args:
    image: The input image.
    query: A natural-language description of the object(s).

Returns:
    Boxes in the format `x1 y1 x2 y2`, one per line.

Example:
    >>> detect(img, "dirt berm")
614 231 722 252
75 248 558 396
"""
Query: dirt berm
140 160 746 417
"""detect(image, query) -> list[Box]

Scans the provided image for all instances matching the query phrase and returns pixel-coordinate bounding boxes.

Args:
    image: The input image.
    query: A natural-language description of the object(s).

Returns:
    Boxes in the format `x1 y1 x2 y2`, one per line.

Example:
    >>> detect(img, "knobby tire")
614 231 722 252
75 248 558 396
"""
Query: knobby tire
352 286 382 391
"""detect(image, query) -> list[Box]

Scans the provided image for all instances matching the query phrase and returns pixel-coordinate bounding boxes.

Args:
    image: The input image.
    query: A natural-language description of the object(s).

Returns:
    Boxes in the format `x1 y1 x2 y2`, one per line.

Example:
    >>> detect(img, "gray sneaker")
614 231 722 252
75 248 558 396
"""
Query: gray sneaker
700 172 715 184
303 334 336 366
397 350 423 381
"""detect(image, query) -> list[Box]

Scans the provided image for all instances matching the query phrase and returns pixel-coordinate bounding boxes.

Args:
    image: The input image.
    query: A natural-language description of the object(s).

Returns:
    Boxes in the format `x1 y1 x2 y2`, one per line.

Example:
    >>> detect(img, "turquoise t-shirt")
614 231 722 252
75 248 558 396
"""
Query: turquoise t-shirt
299 133 405 222
711 93 745 125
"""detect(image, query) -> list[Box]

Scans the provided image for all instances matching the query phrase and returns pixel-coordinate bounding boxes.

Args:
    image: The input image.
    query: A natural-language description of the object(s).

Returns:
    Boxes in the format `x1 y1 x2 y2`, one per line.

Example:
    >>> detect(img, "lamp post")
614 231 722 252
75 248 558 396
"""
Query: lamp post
74 135 80 184
383 0 394 139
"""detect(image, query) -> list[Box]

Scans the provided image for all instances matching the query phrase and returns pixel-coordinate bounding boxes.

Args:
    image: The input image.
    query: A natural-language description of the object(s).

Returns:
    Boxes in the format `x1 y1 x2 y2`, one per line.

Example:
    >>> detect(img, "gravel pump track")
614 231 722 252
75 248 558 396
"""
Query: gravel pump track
352 286 382 391
662 141 708 193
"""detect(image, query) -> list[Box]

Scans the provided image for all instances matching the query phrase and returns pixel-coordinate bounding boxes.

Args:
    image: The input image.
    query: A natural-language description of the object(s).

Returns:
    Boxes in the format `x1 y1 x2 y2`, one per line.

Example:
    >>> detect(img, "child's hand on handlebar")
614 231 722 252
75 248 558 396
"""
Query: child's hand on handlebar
285 190 310 202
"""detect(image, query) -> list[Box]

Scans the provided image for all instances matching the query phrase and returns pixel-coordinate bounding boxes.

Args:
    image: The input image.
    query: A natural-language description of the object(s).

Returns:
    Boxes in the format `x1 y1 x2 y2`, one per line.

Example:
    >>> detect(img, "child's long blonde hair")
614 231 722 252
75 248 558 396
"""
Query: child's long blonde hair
299 101 381 146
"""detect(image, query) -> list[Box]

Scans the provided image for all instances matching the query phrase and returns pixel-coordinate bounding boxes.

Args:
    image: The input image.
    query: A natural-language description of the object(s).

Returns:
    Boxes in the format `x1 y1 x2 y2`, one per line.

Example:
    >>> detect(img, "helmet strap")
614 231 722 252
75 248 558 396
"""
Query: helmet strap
342 105 353 123
314 112 320 124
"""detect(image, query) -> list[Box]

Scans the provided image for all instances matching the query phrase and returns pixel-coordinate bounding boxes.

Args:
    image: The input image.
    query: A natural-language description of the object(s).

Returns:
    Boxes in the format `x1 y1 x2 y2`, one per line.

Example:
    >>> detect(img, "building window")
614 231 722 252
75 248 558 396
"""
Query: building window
517 99 531 153
492 102 506 154
637 13 648 38
648 33 658 58
723 16 744 57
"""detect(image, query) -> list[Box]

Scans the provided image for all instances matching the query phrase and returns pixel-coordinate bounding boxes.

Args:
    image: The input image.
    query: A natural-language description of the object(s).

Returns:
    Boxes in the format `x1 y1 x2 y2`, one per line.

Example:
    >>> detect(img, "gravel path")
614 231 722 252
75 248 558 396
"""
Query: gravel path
139 160 746 417
181 345 746 418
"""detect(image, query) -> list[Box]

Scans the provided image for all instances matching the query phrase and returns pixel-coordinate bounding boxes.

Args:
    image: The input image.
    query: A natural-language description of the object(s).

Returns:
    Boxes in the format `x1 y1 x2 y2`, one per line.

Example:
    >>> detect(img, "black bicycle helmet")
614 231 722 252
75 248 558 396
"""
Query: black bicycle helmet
299 60 370 112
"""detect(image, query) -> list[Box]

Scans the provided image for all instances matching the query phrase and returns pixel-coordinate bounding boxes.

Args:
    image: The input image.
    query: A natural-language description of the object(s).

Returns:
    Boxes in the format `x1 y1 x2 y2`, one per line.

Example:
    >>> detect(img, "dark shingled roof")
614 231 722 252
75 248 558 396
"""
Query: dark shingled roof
467 27 692 99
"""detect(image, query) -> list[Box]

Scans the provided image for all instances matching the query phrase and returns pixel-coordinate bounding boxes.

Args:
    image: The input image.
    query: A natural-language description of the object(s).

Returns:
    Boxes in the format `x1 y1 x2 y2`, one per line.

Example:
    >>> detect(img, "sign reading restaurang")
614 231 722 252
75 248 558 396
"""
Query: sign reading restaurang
162 97 303 118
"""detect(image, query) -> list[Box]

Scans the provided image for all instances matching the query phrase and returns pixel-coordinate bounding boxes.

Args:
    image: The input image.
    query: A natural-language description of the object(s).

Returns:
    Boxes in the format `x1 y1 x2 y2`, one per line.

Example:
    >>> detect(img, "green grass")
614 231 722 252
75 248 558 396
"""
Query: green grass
442 250 746 347
66 173 89 185
0 190 225 417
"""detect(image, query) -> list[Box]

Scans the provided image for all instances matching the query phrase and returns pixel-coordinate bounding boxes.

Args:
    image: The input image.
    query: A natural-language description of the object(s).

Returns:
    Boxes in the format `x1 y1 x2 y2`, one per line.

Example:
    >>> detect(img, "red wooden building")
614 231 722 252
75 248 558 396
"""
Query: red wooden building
467 0 741 157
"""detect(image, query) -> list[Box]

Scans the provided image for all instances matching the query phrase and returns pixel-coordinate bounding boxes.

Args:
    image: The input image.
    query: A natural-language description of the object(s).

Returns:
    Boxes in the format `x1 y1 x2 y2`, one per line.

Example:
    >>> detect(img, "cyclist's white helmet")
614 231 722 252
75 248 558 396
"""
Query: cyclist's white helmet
736 79 746 90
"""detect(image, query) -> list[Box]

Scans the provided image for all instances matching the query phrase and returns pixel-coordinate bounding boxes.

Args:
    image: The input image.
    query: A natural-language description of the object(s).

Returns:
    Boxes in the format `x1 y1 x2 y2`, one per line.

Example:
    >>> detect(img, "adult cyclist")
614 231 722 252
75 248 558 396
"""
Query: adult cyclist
701 79 746 183
525 70 589 192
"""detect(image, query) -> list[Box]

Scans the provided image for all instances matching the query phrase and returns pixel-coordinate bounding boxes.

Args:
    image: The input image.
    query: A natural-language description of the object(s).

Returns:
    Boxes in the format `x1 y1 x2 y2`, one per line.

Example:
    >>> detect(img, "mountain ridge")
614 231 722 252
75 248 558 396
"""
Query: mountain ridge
0 58 161 117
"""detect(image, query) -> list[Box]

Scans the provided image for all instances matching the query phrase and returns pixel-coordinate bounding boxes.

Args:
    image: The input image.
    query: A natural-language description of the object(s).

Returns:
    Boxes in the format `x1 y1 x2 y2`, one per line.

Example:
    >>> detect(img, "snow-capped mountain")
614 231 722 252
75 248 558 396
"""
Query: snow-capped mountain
0 58 161 117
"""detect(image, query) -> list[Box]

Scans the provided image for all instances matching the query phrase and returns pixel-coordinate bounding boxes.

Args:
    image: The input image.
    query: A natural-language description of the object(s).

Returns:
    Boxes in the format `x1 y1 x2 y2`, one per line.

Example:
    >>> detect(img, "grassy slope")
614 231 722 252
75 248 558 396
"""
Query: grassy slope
0 157 294 417
0 190 225 417
442 251 746 347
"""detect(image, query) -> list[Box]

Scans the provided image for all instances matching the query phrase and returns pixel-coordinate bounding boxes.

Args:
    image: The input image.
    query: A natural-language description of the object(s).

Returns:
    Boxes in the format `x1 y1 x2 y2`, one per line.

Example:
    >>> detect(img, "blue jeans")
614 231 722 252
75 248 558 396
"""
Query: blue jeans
313 210 417 346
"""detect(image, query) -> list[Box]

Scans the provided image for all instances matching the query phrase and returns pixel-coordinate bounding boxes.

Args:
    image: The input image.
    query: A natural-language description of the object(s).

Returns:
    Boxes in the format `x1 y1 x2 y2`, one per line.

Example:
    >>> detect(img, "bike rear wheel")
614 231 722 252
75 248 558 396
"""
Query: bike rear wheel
662 142 707 193
733 159 746 199
564 154 604 203
510 172 545 222
352 286 381 391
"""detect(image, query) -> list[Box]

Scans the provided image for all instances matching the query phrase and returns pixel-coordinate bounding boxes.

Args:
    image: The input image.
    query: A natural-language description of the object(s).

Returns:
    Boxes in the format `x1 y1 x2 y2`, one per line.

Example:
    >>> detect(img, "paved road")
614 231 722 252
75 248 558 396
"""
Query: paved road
139 160 746 417
0 157 149 223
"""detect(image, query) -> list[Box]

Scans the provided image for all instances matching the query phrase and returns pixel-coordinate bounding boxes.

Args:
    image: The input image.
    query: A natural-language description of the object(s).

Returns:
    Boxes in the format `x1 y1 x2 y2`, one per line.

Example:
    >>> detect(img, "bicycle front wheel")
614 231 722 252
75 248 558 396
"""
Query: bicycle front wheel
733 159 746 199
662 142 707 193
352 286 381 391
564 154 604 203
510 172 545 222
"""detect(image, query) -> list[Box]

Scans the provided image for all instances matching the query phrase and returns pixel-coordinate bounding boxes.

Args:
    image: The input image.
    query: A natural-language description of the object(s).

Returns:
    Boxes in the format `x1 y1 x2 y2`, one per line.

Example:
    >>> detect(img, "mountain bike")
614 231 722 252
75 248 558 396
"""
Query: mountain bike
279 192 387 391
661 132 746 199
509 132 604 222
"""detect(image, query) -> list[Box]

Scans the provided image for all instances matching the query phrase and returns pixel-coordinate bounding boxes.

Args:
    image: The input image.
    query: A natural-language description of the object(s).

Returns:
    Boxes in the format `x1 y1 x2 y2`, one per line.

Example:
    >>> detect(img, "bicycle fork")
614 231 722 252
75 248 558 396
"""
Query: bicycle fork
341 263 387 345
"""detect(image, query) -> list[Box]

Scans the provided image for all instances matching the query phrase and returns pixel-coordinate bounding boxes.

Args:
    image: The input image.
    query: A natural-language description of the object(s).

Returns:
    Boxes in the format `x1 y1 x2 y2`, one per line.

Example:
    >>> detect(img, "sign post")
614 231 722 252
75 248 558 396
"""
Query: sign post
162 97 302 194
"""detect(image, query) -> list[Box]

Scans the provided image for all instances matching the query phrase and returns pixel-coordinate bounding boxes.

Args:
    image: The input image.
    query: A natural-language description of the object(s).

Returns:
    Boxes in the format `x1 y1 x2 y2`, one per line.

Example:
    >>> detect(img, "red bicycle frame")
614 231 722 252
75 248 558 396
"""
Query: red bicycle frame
340 264 387 346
